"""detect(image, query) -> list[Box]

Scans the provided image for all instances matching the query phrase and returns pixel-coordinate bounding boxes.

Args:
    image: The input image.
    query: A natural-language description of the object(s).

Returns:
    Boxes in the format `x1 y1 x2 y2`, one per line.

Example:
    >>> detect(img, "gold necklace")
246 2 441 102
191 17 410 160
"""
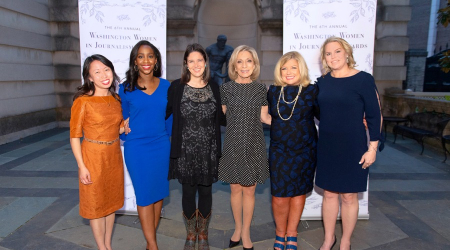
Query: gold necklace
277 85 302 121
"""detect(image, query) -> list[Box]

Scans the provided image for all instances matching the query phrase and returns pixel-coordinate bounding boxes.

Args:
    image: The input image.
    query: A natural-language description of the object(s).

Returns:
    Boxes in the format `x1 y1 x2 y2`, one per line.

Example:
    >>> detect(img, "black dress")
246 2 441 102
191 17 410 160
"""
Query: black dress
219 81 270 186
268 84 319 197
168 83 219 185
315 72 382 193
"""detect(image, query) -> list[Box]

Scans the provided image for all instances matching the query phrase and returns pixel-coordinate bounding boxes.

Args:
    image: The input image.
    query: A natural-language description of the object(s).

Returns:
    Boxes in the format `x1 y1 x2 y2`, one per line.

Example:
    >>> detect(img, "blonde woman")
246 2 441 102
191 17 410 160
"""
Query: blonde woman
268 51 319 250
219 45 271 250
316 37 382 250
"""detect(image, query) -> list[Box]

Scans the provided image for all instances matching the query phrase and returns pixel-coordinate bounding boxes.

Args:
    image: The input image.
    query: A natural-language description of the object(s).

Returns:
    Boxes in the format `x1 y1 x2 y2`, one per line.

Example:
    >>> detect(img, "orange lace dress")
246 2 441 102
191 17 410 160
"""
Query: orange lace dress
70 95 124 219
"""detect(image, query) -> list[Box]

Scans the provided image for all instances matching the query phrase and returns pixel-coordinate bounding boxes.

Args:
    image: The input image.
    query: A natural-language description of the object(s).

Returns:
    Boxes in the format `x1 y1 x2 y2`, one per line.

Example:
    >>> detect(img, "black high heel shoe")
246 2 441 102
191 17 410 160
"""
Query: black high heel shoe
318 235 336 250
331 235 337 249
229 239 240 248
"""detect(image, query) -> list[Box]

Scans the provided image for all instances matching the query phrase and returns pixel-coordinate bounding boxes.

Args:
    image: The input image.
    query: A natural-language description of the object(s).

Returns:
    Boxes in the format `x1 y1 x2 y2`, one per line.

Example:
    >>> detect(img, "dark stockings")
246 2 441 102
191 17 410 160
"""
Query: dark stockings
182 183 212 217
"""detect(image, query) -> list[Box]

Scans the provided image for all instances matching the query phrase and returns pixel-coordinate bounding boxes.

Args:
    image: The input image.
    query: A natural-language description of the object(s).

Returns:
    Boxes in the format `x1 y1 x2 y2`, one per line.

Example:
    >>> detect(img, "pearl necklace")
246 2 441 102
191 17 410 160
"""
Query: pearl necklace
277 85 302 121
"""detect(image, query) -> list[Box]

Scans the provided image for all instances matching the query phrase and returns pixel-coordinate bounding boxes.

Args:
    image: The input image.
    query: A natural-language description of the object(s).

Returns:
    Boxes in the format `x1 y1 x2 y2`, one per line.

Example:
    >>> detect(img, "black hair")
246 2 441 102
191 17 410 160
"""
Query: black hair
73 54 121 101
123 40 162 92
181 43 210 84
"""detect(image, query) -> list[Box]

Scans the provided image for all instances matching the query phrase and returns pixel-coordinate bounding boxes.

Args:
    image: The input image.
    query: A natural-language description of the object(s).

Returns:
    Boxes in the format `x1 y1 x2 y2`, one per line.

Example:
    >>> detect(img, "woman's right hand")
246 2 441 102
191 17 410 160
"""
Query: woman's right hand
79 165 92 185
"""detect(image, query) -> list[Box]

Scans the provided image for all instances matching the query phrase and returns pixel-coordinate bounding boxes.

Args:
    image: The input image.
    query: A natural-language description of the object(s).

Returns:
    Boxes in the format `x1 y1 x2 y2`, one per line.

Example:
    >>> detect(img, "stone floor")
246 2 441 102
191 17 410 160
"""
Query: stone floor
0 128 450 250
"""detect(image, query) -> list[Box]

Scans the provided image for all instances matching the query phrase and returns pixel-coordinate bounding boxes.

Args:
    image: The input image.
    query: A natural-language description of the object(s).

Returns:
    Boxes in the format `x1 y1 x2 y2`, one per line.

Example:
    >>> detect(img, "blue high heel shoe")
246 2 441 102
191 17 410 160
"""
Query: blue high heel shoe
286 236 298 250
274 235 285 250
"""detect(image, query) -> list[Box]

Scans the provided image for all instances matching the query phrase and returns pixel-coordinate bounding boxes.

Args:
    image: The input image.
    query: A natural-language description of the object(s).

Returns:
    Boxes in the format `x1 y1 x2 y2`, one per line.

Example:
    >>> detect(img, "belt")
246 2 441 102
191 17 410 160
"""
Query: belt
84 137 119 145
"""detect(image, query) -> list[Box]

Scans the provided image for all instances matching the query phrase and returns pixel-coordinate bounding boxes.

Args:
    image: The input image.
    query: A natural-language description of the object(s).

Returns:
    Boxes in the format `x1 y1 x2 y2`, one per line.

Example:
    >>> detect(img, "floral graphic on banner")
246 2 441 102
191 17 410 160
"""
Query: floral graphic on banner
349 0 376 23
79 0 166 27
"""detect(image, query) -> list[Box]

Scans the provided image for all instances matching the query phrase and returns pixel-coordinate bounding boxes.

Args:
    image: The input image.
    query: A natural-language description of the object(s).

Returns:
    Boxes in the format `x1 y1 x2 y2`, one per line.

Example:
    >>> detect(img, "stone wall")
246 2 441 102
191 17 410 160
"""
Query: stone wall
0 0 413 144
0 0 58 144
374 0 411 99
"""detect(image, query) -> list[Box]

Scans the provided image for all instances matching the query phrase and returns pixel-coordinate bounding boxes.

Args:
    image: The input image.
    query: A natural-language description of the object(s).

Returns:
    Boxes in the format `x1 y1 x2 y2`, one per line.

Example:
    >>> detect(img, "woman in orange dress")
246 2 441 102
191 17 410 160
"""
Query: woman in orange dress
70 54 125 250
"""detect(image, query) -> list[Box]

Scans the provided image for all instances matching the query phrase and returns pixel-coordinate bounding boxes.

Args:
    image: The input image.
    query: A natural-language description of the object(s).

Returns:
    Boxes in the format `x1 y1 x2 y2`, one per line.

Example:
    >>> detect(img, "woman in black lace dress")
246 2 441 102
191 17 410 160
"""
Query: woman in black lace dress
166 43 225 250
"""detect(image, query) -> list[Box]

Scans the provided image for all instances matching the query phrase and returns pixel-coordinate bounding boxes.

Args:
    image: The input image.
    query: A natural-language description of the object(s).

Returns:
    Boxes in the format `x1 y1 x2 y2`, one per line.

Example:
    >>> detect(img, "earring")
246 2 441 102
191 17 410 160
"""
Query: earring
154 64 158 72
346 57 349 63
134 65 138 71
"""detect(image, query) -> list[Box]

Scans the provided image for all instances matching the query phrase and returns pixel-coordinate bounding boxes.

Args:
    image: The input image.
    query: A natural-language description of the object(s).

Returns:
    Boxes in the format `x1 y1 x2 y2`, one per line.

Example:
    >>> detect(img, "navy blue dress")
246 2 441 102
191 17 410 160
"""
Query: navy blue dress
315 72 382 193
268 84 319 197
119 79 173 206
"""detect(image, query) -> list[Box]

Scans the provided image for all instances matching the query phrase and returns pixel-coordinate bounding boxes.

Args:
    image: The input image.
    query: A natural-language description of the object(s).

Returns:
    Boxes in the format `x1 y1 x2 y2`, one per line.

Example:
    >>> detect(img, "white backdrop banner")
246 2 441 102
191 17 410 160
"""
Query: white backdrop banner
78 0 167 214
283 0 377 220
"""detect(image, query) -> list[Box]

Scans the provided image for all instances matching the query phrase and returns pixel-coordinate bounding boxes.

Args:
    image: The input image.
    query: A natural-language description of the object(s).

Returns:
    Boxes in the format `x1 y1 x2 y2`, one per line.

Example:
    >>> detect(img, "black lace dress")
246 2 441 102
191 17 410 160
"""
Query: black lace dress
169 84 218 185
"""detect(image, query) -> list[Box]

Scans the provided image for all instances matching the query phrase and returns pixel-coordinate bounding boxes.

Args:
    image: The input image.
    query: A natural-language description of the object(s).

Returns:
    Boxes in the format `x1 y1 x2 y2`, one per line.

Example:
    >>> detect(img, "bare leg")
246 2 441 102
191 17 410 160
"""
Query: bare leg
242 184 256 248
104 213 115 250
153 200 163 228
286 195 306 248
137 202 159 250
339 193 358 250
90 217 107 250
230 184 243 242
272 196 289 249
319 190 339 250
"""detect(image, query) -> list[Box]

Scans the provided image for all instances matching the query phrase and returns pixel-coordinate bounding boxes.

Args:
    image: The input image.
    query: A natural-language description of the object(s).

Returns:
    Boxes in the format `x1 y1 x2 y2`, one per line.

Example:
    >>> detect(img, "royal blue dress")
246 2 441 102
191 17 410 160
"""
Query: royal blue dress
268 84 319 197
119 79 172 206
315 72 382 193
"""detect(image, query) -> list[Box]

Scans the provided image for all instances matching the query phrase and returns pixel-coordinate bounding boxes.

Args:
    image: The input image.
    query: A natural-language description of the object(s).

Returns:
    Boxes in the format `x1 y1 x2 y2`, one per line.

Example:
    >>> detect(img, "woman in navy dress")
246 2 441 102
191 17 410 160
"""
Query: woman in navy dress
119 40 172 250
316 37 382 250
268 51 319 250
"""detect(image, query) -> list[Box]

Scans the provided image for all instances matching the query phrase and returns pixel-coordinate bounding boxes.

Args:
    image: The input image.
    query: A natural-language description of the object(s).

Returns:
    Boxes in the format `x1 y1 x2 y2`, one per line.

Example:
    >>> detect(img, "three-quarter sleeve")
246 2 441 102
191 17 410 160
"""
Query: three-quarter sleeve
312 84 320 120
360 74 382 141
70 98 86 138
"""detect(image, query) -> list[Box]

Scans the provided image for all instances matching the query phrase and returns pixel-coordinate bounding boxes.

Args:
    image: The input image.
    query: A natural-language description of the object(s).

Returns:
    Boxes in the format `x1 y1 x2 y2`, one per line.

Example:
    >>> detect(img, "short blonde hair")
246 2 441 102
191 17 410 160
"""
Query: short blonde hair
319 36 357 75
228 45 260 81
274 51 310 87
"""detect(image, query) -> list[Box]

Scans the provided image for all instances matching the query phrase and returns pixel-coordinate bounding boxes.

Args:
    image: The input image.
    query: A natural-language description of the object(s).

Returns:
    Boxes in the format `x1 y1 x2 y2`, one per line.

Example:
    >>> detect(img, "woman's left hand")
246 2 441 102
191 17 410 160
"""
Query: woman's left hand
124 118 131 134
359 150 376 169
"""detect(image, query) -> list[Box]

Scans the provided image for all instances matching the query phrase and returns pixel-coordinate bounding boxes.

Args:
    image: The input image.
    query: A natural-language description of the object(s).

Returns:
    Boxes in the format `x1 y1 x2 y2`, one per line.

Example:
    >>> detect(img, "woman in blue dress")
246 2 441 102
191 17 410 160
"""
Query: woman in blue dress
316 37 382 250
268 51 319 250
119 40 172 250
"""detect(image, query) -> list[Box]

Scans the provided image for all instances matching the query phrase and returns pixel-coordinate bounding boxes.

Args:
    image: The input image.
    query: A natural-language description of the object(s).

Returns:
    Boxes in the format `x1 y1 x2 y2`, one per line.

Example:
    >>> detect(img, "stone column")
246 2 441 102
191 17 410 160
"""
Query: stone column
258 0 283 87
375 0 411 109
49 0 81 127
166 0 197 81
